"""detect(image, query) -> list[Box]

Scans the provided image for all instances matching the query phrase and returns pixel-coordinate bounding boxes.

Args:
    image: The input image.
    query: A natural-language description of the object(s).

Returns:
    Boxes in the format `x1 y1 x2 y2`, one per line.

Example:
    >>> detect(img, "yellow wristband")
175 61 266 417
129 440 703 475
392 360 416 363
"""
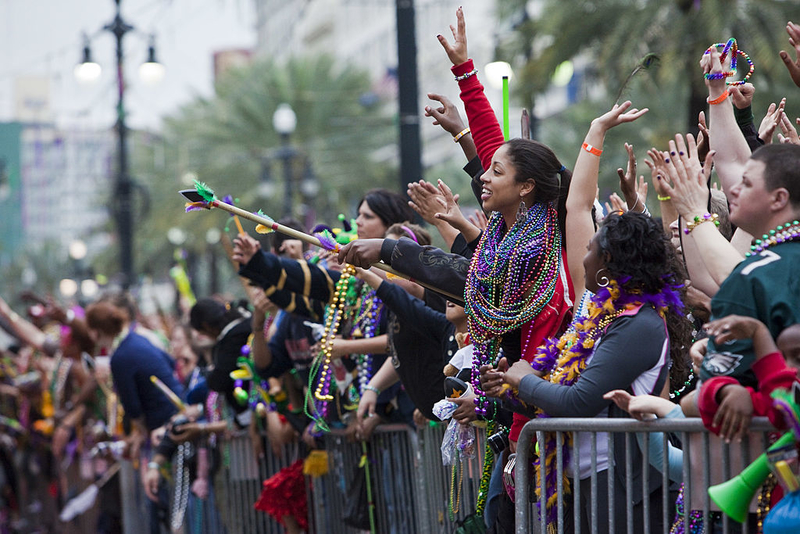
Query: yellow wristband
453 127 471 143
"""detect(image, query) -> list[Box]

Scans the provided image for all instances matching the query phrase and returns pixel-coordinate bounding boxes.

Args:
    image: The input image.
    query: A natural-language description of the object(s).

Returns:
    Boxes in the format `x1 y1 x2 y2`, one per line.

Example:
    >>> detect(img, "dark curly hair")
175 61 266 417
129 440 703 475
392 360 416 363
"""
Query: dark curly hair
597 211 693 392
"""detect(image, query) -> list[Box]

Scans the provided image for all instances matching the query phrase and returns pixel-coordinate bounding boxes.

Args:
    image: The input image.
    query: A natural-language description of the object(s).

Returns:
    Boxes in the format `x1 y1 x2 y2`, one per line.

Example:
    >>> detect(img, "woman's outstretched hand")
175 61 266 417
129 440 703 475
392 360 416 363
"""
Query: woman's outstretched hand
437 7 468 66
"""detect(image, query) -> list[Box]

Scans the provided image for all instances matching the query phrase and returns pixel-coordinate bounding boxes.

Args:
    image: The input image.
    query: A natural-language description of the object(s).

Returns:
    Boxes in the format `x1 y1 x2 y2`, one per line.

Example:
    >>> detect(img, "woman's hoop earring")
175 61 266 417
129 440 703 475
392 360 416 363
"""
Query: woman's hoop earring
595 269 610 288
515 199 528 223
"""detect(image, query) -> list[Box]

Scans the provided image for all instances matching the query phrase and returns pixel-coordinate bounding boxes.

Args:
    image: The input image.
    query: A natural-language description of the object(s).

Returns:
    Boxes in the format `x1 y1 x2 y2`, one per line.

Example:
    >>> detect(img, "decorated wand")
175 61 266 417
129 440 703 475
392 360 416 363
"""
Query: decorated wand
180 182 462 302
150 375 186 412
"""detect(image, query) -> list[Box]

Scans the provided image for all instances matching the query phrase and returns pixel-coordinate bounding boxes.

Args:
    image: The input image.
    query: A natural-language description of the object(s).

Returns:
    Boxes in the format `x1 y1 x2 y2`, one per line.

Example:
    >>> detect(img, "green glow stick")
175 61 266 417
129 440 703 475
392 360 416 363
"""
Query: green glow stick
502 75 510 141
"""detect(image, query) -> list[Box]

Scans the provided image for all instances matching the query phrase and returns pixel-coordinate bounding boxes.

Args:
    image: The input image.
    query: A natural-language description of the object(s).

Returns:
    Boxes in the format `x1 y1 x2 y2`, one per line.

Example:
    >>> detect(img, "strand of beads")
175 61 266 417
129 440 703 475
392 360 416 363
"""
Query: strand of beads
704 38 754 86
747 220 800 256
314 265 354 402
352 288 383 396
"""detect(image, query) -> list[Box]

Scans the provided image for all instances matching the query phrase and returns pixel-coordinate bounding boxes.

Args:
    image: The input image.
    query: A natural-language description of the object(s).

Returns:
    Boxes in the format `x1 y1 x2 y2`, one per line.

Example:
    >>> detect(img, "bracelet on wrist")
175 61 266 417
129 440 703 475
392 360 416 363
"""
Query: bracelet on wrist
684 213 720 234
453 127 471 143
454 68 477 82
364 385 381 396
707 90 730 105
147 461 160 471
581 142 602 156
657 195 672 202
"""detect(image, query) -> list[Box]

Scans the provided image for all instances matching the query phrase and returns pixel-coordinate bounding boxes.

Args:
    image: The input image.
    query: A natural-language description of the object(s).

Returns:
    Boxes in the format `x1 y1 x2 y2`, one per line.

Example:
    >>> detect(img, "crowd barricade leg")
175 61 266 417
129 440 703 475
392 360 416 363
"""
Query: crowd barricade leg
515 417 776 534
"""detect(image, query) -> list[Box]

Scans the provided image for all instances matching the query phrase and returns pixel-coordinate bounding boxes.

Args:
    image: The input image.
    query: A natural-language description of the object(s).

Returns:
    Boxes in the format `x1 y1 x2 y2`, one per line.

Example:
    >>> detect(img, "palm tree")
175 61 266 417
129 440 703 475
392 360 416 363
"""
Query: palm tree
496 0 797 132
130 55 397 291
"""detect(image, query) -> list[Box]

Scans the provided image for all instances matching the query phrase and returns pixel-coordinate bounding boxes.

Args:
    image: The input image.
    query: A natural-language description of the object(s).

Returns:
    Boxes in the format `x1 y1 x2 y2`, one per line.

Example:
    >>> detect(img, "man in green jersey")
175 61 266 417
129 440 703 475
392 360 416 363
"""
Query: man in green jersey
701 144 800 387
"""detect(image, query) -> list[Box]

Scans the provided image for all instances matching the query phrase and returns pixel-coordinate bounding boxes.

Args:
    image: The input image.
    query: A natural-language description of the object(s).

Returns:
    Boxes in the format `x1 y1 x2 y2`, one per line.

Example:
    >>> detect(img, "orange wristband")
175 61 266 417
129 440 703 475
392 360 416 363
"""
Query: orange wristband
707 90 730 105
582 142 602 156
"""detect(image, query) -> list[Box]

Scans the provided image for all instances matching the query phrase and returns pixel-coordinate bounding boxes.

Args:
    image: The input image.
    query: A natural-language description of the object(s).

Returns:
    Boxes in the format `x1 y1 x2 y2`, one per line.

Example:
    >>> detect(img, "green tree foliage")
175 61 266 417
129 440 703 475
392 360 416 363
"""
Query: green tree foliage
497 0 798 129
131 55 397 292
494 0 800 203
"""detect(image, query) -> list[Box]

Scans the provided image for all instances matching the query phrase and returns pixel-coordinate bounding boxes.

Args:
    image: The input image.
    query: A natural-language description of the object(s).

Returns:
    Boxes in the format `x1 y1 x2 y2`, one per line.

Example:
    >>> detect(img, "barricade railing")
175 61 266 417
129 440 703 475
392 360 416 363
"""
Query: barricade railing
307 422 486 534
9 421 486 533
515 417 777 534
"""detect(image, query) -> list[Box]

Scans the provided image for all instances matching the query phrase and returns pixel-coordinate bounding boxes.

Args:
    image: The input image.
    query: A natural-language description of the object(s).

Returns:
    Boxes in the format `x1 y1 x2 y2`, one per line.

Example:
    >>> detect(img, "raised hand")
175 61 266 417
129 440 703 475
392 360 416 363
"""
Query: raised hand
777 114 800 145
699 46 728 96
408 180 448 225
728 83 754 110
424 93 467 136
659 134 715 219
617 143 644 212
232 234 261 265
696 111 710 161
758 98 786 144
779 21 800 88
645 148 671 199
591 101 649 132
468 208 489 231
433 179 468 228
437 7 468 66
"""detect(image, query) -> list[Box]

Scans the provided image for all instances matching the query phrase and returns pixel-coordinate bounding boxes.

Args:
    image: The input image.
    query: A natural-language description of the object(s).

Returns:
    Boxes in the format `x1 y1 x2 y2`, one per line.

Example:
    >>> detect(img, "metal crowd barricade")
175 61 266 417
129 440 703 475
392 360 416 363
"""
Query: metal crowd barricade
307 422 486 534
205 430 300 534
515 417 777 534
416 422 485 533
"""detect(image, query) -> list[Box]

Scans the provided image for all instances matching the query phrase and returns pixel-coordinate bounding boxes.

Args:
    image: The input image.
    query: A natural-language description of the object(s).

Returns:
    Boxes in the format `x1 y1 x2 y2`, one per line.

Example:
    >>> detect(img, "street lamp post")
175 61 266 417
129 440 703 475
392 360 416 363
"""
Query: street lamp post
75 0 164 289
108 0 135 289
272 103 297 218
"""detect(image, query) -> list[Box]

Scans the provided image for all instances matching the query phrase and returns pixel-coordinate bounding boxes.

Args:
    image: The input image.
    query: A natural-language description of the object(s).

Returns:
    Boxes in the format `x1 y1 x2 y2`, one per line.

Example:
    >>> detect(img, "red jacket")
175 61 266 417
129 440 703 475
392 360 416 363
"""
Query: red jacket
698 352 799 433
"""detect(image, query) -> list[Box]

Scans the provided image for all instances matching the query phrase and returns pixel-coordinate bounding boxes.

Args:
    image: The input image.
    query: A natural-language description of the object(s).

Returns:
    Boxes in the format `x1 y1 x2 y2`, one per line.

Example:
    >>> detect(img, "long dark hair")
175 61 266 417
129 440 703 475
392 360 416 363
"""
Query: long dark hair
504 139 571 236
358 189 415 228
597 211 692 391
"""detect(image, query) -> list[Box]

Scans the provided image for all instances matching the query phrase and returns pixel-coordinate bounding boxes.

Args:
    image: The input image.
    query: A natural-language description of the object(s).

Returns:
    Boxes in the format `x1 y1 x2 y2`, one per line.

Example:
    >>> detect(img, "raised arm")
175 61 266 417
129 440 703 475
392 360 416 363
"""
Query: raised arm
702 47 751 196
437 7 504 170
566 102 648 308
661 134 744 286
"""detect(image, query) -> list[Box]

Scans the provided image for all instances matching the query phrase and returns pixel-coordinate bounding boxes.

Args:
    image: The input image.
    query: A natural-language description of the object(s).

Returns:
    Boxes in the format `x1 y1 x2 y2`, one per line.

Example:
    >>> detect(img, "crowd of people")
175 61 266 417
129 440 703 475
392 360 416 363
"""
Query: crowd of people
4 7 800 534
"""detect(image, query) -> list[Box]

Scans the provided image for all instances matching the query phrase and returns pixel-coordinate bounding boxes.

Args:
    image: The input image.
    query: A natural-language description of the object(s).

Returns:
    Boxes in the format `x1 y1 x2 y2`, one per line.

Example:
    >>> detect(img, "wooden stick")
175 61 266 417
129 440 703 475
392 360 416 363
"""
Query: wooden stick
194 196 463 302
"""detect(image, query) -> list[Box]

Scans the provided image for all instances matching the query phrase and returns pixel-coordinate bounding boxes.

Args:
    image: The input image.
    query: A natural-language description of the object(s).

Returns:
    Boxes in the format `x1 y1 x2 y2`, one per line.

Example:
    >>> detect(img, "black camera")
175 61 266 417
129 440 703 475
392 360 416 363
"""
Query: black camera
487 430 510 455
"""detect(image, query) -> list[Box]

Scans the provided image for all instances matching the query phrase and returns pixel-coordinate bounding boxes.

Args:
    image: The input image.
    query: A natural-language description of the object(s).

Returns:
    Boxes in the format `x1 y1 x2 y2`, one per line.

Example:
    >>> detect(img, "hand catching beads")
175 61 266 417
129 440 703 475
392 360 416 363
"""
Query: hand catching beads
502 358 536 390
479 359 507 398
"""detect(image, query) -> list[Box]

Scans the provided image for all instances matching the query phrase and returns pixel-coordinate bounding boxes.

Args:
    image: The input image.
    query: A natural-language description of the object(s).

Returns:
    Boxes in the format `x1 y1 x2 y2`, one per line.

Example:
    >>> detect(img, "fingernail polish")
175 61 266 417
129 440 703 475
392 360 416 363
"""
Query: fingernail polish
657 175 662 180
665 158 670 163
679 151 685 156
670 151 676 156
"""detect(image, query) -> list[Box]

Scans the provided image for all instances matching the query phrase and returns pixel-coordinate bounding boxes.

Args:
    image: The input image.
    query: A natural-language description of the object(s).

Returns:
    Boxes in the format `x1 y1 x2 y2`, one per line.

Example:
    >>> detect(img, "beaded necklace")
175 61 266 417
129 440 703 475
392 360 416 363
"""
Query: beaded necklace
351 286 384 397
307 266 384 429
746 219 800 256
465 202 562 417
529 279 684 524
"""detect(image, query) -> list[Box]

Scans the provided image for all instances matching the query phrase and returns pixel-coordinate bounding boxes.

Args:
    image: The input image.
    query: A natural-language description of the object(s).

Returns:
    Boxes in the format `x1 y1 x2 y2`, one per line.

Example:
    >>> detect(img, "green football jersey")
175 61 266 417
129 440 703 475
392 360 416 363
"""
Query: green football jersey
701 241 800 388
